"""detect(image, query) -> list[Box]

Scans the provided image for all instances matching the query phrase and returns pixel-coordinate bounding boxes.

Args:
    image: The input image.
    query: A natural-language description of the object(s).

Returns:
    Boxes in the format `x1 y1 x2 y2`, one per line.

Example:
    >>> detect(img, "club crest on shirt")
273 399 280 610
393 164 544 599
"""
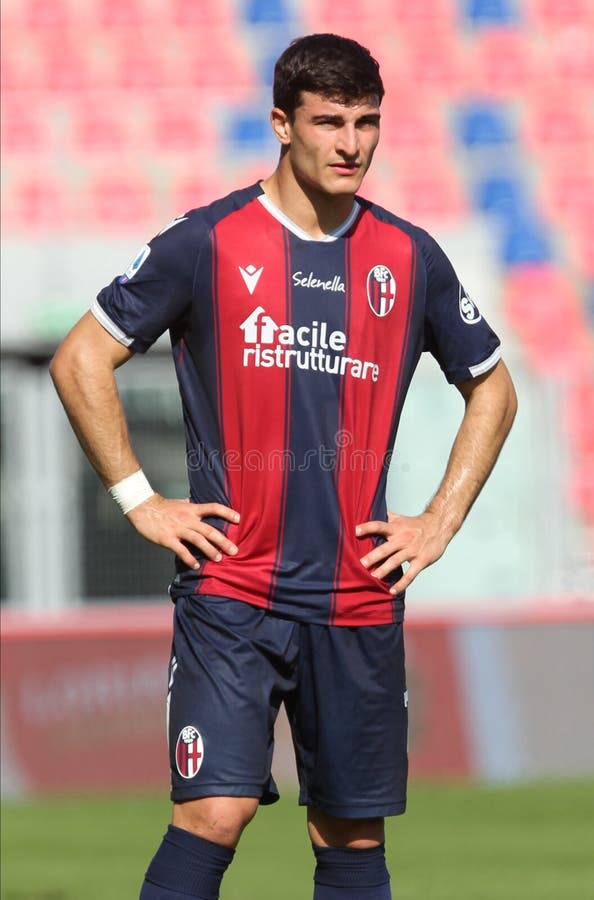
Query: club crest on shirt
458 284 482 325
367 265 396 317
119 244 151 284
175 725 204 779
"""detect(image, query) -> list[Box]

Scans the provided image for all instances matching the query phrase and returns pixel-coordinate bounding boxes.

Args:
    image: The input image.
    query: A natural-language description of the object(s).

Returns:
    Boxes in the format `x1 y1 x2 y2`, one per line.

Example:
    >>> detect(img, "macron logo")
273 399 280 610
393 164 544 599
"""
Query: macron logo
239 264 264 295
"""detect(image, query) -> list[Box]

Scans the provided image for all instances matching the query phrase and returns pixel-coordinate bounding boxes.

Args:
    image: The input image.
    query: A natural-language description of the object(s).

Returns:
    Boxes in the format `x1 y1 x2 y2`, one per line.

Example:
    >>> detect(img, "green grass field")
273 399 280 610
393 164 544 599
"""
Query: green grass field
2 778 593 900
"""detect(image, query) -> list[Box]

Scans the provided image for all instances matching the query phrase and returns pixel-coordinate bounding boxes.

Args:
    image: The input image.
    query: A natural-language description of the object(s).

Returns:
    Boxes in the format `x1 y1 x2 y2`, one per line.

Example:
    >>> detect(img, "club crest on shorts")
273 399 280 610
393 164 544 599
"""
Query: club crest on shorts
175 725 204 779
458 283 482 325
367 265 396 317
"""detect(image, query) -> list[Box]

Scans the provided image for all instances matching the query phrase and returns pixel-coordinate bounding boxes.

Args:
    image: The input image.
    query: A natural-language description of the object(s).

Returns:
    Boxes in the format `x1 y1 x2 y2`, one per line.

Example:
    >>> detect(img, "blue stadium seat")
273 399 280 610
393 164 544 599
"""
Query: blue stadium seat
457 102 514 147
244 0 291 24
501 217 553 266
465 0 518 24
227 112 273 151
474 174 529 218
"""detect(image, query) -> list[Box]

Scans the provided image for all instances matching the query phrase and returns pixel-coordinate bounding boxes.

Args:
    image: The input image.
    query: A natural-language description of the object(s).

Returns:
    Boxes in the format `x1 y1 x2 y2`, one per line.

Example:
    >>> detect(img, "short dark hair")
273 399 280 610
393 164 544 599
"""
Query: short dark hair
273 33 384 120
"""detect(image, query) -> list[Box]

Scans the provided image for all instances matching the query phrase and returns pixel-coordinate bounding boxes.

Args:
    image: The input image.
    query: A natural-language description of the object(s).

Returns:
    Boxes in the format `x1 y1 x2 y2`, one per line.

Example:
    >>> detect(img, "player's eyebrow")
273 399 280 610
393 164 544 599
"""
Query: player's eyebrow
310 113 381 126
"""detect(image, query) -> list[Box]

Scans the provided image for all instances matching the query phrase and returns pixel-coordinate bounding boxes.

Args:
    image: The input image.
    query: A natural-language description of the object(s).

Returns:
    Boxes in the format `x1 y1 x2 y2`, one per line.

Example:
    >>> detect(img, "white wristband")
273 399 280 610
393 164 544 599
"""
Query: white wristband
108 469 154 515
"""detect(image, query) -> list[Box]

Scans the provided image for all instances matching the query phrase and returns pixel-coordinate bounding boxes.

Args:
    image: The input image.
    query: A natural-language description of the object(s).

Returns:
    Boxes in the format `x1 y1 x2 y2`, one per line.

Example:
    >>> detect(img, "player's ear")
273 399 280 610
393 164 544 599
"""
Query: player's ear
270 107 291 146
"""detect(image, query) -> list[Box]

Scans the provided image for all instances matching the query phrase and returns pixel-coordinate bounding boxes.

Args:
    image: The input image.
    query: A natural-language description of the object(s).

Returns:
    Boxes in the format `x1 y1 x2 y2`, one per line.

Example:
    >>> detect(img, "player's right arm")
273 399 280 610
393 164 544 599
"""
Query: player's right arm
49 311 239 569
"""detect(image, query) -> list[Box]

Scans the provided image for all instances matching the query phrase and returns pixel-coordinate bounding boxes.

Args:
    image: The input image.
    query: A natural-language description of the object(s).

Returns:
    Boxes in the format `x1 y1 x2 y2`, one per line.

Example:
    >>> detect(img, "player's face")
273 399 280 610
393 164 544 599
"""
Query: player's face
275 92 381 198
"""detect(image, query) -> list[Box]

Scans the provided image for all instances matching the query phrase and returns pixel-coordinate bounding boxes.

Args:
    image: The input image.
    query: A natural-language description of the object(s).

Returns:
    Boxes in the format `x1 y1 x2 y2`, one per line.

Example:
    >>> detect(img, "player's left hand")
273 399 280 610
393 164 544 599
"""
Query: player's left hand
355 510 450 594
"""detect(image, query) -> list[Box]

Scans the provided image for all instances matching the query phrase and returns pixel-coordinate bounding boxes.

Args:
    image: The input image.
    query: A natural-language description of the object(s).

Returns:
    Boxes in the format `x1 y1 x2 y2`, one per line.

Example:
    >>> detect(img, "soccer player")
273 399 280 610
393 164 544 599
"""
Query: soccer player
50 33 517 900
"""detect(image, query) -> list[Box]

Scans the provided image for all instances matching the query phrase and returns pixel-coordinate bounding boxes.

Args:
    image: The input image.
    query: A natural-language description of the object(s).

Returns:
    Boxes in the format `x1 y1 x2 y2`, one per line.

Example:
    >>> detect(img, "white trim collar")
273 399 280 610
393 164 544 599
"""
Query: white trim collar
257 194 360 242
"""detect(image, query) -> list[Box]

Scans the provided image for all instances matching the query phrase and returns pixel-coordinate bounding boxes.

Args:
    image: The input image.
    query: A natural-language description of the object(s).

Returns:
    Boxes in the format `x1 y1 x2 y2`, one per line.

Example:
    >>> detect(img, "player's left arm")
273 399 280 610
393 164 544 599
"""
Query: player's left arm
356 359 517 594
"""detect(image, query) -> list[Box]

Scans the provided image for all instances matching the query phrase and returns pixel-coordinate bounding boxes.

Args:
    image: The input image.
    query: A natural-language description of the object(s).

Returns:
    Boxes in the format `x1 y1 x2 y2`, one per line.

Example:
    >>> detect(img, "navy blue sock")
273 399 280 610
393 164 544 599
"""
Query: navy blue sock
139 825 234 899
312 843 392 899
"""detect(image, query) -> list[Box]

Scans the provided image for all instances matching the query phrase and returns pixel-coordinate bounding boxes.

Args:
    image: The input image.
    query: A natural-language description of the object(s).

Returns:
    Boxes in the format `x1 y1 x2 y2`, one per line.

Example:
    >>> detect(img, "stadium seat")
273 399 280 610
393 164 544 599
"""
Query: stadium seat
472 28 538 98
244 0 292 25
523 95 593 152
398 26 468 97
226 109 275 153
548 24 594 92
68 100 132 157
464 0 518 24
379 95 450 155
3 173 71 233
93 0 158 28
145 98 218 155
457 101 514 147
303 0 392 42
108 37 171 90
84 170 156 233
526 0 594 27
170 0 235 27
168 172 231 216
539 163 594 227
177 30 255 95
396 156 468 225
503 265 592 374
473 173 531 219
388 0 458 26
20 0 71 29
1 100 53 157
35 35 93 91
501 216 553 266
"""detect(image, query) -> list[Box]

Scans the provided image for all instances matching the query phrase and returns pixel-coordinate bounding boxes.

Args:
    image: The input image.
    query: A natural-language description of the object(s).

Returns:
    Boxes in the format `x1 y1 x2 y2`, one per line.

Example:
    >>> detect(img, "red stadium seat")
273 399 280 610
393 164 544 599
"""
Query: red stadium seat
106 35 172 90
548 24 594 92
526 0 594 28
395 155 468 225
304 0 391 30
523 93 593 154
539 160 594 227
170 0 235 27
68 99 132 158
34 34 93 91
379 95 450 155
1 100 53 157
390 0 459 25
20 0 72 29
84 170 157 233
472 28 540 98
176 30 255 95
93 0 157 28
396 25 470 98
144 98 218 155
168 172 231 217
2 172 71 234
503 266 592 375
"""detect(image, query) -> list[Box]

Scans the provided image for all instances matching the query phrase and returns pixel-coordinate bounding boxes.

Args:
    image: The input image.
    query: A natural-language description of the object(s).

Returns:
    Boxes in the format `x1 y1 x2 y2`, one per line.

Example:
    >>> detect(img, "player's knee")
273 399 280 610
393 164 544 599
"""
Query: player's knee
173 796 259 848
307 808 385 849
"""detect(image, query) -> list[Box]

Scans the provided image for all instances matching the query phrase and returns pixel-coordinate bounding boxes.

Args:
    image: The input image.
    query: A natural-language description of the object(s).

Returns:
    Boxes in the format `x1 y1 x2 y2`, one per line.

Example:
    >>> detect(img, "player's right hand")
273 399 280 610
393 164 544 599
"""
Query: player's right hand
126 495 240 570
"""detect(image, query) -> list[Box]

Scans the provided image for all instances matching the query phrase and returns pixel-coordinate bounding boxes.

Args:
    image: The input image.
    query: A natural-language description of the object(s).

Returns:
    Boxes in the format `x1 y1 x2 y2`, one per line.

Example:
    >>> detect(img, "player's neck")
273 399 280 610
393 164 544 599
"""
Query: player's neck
261 169 357 240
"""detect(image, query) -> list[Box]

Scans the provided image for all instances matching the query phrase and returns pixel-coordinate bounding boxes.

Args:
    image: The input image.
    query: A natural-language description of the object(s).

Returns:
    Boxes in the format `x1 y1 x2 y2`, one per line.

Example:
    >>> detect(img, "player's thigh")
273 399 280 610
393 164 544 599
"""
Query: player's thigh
168 594 298 805
287 620 408 818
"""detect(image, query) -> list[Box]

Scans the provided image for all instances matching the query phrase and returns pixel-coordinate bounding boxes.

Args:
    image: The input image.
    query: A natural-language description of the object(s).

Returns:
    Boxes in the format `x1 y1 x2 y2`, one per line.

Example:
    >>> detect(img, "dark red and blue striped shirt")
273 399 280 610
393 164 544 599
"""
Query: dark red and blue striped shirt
94 183 501 626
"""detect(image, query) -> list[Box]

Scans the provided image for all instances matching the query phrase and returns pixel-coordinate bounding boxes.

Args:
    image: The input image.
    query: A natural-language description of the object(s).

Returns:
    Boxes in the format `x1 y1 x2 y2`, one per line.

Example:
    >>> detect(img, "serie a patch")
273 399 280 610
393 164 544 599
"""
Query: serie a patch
175 725 204 779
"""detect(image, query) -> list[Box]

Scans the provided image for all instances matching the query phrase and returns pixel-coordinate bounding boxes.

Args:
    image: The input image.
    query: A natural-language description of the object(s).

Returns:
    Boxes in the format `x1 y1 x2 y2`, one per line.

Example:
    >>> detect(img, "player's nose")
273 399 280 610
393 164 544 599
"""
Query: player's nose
336 124 359 157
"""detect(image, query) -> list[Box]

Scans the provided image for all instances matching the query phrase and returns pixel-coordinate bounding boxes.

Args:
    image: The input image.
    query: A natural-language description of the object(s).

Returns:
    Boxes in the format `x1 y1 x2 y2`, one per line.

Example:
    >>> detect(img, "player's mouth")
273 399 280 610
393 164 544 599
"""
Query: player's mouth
329 161 361 175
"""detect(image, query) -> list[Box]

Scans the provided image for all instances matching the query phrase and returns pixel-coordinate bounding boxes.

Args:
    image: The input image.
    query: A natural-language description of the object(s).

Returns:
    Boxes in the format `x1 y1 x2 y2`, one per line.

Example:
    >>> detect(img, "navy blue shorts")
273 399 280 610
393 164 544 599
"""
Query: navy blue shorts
167 594 408 818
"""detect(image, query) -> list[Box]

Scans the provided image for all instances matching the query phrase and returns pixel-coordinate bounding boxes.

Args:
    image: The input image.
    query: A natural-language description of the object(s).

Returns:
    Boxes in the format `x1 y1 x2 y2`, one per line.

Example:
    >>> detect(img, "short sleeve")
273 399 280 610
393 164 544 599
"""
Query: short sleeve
419 229 501 383
92 213 205 353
